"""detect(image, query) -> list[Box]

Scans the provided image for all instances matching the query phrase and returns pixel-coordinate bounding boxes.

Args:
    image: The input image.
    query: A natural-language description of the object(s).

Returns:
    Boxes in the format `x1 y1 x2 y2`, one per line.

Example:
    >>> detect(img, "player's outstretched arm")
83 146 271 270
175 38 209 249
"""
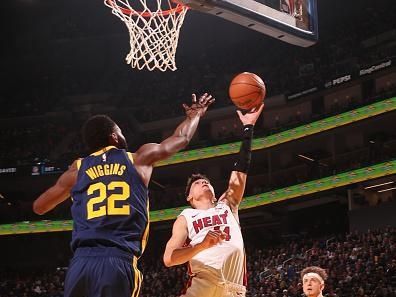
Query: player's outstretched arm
219 104 264 211
134 93 214 165
33 160 79 215
163 216 226 267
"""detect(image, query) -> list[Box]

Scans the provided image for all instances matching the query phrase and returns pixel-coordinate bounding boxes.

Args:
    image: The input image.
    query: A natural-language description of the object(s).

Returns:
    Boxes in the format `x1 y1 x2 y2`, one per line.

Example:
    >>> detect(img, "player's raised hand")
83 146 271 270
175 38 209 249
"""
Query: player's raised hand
183 93 215 118
236 103 264 126
198 230 227 250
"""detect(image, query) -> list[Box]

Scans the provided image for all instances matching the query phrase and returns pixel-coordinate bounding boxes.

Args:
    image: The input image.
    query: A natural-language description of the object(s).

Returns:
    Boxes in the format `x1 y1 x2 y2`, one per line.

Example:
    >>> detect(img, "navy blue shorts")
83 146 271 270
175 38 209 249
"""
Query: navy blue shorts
64 247 142 297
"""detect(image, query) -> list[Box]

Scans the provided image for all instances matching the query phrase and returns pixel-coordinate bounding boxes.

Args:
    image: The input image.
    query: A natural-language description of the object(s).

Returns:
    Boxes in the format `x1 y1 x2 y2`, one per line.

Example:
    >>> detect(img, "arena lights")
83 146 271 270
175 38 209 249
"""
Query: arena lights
298 154 315 162
364 181 394 189
377 187 396 193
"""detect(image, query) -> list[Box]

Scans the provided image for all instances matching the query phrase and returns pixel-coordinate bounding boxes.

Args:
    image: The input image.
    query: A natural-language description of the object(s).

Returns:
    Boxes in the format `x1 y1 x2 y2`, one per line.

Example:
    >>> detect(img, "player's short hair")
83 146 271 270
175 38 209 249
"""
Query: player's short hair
300 266 328 282
185 173 211 197
82 115 117 153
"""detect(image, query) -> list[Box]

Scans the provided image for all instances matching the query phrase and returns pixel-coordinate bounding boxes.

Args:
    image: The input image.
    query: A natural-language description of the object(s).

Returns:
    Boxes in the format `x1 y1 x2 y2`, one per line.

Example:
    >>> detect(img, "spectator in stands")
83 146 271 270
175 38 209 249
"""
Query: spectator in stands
301 266 327 297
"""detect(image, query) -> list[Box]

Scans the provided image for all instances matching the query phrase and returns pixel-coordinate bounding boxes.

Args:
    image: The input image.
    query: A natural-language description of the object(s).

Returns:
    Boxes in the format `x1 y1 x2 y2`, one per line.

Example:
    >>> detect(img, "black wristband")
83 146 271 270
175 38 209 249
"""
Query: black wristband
234 124 254 173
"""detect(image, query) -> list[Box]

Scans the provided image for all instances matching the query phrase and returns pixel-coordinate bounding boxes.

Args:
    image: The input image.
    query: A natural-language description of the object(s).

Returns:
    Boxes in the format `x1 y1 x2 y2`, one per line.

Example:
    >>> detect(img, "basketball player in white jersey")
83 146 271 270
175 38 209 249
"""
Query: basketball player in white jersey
163 104 264 297
301 266 328 297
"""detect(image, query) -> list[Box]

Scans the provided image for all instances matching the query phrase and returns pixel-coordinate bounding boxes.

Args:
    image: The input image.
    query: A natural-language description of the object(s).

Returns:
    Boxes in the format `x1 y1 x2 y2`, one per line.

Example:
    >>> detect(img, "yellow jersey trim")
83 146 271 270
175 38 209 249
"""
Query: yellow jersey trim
136 271 142 297
140 199 150 254
90 146 117 157
131 256 142 297
127 152 134 164
72 159 82 202
75 159 82 170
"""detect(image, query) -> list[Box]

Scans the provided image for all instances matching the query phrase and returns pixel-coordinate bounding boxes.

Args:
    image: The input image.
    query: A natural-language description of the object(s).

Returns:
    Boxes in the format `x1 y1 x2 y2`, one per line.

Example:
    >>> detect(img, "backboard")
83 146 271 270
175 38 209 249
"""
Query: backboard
175 0 318 47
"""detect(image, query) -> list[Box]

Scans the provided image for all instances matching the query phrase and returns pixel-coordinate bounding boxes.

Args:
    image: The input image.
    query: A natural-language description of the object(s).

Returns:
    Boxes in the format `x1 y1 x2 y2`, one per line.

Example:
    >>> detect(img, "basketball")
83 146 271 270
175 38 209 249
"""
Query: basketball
229 72 266 110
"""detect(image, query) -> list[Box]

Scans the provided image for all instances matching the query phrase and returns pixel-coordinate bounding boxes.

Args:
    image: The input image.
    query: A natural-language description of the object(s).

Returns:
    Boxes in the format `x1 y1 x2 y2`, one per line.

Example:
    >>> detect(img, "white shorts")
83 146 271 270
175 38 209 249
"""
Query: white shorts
180 270 246 297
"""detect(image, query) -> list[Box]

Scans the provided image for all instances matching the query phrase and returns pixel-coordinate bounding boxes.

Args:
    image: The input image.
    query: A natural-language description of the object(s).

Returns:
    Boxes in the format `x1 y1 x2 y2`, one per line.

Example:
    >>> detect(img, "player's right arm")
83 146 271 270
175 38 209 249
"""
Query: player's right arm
163 216 226 267
218 104 264 212
33 160 79 215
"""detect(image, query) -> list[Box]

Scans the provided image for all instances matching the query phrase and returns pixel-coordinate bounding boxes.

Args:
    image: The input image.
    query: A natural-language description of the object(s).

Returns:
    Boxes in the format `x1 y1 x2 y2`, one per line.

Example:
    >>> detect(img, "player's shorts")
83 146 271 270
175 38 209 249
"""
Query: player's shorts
181 269 246 297
64 247 141 297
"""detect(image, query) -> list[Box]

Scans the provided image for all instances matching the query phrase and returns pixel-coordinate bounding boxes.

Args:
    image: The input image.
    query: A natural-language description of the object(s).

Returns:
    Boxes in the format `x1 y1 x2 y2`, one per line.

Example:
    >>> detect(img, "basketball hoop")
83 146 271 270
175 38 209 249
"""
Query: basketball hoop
105 0 188 71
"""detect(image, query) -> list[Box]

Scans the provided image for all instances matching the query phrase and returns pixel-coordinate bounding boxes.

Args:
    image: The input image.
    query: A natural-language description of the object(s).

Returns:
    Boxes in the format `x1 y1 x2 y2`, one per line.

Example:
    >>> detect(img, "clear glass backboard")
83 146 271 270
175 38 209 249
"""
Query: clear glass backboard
176 0 318 47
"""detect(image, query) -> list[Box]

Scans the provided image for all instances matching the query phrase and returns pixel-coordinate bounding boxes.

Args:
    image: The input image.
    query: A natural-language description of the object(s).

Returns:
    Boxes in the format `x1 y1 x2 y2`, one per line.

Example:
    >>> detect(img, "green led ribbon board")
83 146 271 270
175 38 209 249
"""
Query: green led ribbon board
1 160 394 235
156 97 396 166
0 97 395 235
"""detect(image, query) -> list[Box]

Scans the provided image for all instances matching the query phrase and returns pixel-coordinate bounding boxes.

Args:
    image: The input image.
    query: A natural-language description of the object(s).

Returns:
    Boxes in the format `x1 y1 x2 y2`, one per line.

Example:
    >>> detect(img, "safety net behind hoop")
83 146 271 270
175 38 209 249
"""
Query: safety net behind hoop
105 0 188 71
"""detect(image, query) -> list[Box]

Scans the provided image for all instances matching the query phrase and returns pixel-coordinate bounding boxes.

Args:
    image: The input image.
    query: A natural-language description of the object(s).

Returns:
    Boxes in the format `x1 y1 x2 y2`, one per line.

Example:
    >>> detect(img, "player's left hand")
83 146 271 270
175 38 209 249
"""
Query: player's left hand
236 103 264 126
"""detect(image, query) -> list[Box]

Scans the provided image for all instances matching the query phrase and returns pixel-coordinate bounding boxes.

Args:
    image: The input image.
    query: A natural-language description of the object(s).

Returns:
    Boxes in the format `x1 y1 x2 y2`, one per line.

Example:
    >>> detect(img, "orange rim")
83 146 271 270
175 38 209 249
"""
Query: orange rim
106 0 187 17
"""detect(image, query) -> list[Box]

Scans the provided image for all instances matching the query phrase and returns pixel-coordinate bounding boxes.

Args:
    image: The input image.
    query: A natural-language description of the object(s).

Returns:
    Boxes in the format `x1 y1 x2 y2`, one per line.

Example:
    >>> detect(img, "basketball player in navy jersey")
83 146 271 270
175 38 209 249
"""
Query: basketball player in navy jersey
33 93 214 297
163 104 264 297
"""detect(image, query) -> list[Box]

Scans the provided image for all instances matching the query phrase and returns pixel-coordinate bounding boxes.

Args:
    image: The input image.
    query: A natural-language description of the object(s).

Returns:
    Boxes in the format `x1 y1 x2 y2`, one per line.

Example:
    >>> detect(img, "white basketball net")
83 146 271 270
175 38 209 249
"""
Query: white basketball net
105 0 188 71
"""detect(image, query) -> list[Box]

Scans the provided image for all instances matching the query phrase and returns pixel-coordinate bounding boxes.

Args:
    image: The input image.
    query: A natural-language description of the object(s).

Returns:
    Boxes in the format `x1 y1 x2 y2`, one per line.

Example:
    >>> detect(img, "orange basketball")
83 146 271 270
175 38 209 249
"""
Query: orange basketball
229 72 266 110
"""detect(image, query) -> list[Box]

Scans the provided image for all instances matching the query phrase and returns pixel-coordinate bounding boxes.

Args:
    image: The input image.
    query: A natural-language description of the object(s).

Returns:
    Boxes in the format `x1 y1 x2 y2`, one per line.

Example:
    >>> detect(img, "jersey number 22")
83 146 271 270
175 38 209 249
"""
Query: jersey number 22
86 181 130 219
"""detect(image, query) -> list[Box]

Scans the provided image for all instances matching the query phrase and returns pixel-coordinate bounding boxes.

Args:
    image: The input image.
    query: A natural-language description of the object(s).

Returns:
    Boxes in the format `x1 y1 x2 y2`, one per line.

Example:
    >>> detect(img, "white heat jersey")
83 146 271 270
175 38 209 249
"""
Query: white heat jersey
179 201 246 285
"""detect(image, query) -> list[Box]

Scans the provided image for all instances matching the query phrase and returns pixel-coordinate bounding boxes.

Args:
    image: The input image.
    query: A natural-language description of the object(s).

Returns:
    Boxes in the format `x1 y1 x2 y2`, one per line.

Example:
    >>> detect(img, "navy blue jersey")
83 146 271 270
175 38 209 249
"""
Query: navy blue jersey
70 146 149 257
